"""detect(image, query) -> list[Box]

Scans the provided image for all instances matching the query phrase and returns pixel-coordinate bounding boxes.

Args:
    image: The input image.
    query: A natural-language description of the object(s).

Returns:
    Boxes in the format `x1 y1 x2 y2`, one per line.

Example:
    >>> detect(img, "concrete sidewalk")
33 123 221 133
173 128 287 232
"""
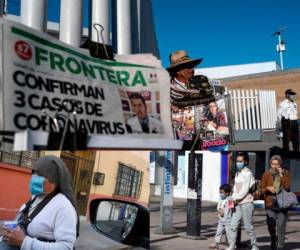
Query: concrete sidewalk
150 197 300 250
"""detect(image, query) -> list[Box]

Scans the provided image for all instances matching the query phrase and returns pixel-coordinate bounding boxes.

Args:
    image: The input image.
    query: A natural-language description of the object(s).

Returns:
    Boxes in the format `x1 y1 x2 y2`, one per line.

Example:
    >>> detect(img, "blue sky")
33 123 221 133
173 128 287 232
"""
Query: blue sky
7 0 300 69
152 0 300 69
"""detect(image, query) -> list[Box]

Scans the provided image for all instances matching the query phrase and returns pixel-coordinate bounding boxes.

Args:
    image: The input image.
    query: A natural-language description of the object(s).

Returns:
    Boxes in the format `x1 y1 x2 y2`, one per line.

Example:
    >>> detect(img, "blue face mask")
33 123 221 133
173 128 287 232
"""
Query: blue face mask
220 193 226 200
29 175 45 195
236 162 245 171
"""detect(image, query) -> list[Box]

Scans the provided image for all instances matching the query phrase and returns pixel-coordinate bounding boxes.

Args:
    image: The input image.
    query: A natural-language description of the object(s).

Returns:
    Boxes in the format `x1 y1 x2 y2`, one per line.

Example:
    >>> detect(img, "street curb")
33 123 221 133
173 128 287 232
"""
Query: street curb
177 232 207 240
91 245 133 250
153 227 178 235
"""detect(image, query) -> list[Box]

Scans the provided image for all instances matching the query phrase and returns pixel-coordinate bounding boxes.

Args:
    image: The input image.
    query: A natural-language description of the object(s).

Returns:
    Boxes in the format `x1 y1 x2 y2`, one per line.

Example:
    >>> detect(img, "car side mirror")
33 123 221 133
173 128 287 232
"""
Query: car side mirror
89 198 149 249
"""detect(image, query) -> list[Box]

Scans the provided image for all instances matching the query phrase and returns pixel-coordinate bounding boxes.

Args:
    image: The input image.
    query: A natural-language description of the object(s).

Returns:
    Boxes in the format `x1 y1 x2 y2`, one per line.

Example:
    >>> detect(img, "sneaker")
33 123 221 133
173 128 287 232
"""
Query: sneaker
209 243 218 249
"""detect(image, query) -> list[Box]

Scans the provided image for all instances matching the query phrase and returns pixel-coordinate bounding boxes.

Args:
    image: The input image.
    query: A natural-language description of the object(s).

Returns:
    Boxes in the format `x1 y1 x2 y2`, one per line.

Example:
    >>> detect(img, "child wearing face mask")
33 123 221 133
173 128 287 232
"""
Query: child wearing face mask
210 184 232 250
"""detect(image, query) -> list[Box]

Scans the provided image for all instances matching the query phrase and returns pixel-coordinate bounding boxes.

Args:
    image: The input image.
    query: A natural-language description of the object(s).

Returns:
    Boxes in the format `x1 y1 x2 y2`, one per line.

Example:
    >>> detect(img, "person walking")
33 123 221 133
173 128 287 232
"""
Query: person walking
210 184 232 249
261 155 291 250
226 152 259 250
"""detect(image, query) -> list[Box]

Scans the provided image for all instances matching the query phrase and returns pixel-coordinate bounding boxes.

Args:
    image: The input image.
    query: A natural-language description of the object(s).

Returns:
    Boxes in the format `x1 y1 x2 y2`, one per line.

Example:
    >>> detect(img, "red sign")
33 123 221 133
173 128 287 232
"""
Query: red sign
14 40 32 60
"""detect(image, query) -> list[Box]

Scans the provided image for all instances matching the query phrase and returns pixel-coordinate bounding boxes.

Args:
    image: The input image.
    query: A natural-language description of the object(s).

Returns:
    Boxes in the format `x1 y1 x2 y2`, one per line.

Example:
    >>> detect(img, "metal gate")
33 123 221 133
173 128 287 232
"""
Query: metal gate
226 89 277 142
61 152 96 215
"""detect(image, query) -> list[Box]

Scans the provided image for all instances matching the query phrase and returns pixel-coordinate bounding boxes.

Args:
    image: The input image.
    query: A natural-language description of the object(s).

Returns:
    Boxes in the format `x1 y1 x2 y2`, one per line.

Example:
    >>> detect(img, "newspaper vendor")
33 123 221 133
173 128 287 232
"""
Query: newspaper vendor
167 50 229 150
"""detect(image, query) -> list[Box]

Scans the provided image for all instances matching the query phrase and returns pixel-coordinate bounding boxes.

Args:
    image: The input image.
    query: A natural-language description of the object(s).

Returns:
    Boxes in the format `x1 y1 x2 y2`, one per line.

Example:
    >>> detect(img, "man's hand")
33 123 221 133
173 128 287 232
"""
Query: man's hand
1 226 26 246
267 186 276 193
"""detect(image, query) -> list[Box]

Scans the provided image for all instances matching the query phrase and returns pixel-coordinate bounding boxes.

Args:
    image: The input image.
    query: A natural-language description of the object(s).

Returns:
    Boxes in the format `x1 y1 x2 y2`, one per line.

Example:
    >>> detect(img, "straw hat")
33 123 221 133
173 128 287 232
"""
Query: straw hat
167 50 203 72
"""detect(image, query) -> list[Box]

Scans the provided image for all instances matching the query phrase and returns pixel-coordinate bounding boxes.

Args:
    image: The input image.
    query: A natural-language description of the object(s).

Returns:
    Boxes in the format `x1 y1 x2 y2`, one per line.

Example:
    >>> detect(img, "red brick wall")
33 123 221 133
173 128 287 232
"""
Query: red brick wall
0 163 32 220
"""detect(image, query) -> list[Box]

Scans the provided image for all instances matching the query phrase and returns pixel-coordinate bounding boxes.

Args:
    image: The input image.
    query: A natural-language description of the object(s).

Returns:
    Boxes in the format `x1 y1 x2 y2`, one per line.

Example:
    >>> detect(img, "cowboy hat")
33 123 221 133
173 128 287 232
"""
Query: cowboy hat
167 50 203 72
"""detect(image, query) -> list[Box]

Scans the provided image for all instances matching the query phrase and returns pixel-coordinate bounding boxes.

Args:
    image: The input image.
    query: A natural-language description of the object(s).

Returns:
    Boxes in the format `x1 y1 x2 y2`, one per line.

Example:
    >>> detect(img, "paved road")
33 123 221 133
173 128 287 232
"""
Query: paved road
150 197 300 250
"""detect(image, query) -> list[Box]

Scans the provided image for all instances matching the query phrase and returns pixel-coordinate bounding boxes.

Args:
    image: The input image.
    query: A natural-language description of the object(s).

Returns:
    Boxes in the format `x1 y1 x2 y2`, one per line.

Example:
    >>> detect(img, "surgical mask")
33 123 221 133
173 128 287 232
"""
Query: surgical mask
220 193 226 200
290 94 296 101
29 175 45 195
236 162 245 171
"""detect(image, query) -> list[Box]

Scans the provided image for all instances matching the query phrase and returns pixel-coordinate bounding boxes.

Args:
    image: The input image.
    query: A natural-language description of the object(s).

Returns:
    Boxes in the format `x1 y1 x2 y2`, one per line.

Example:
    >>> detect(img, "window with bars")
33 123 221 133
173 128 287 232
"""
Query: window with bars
0 151 40 168
114 163 143 199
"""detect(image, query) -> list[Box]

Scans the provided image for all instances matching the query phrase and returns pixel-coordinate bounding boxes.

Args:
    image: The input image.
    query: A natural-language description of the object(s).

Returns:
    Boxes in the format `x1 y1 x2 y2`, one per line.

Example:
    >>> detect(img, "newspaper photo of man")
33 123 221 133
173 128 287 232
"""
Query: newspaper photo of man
126 92 164 134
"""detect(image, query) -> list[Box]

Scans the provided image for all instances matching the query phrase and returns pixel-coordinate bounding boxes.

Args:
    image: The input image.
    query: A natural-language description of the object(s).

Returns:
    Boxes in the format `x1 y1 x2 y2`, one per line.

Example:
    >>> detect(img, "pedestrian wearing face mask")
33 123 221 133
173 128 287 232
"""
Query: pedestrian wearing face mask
210 184 232 250
261 155 291 250
226 152 259 250
277 89 299 151
0 155 79 250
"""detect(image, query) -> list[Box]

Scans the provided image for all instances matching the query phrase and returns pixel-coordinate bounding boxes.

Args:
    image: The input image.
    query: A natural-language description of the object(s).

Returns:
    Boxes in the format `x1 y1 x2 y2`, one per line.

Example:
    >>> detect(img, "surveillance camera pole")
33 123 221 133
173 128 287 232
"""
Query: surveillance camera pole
278 33 284 70
272 27 287 70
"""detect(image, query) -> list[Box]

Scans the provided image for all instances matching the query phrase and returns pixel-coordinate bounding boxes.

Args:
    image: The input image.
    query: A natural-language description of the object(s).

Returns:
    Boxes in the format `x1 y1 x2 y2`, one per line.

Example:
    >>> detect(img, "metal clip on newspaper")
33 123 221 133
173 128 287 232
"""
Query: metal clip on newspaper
80 24 114 60
93 23 110 60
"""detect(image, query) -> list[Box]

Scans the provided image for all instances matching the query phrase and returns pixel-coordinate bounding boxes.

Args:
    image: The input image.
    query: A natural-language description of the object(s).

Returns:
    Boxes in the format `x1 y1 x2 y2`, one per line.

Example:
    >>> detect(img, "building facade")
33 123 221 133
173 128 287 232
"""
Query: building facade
4 0 160 57
0 150 150 220
89 151 150 208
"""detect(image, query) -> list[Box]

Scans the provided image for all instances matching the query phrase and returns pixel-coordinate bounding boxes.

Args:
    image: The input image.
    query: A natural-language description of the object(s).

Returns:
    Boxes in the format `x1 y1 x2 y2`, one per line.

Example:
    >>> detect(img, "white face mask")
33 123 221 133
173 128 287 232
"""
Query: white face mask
290 94 296 101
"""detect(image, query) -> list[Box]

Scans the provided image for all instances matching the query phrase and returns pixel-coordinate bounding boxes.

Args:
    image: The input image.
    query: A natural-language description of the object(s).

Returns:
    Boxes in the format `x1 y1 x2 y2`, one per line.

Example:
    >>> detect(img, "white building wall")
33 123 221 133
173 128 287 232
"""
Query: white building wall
196 61 280 79
6 14 89 36
173 151 222 202
173 153 189 198
202 151 222 202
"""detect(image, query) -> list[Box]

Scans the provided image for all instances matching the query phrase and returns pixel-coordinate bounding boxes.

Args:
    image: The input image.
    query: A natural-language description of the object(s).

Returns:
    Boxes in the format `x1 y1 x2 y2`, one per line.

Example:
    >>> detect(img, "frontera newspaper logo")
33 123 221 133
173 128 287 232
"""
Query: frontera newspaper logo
14 40 32 60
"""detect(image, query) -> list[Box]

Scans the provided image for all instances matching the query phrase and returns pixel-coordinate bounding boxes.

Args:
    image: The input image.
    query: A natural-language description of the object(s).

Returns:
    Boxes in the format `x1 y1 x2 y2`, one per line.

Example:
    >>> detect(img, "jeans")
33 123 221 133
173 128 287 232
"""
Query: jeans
228 202 258 249
266 208 288 248
214 222 231 246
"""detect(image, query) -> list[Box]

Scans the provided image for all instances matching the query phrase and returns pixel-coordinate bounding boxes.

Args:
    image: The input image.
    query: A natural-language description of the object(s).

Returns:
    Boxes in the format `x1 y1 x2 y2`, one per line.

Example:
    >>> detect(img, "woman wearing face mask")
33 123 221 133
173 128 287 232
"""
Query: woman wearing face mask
261 155 291 250
0 155 79 250
226 152 259 250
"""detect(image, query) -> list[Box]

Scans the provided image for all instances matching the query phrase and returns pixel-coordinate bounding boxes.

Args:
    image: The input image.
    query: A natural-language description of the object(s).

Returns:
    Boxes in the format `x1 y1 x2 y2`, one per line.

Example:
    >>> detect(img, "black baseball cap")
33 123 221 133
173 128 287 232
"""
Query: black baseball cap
285 89 296 95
